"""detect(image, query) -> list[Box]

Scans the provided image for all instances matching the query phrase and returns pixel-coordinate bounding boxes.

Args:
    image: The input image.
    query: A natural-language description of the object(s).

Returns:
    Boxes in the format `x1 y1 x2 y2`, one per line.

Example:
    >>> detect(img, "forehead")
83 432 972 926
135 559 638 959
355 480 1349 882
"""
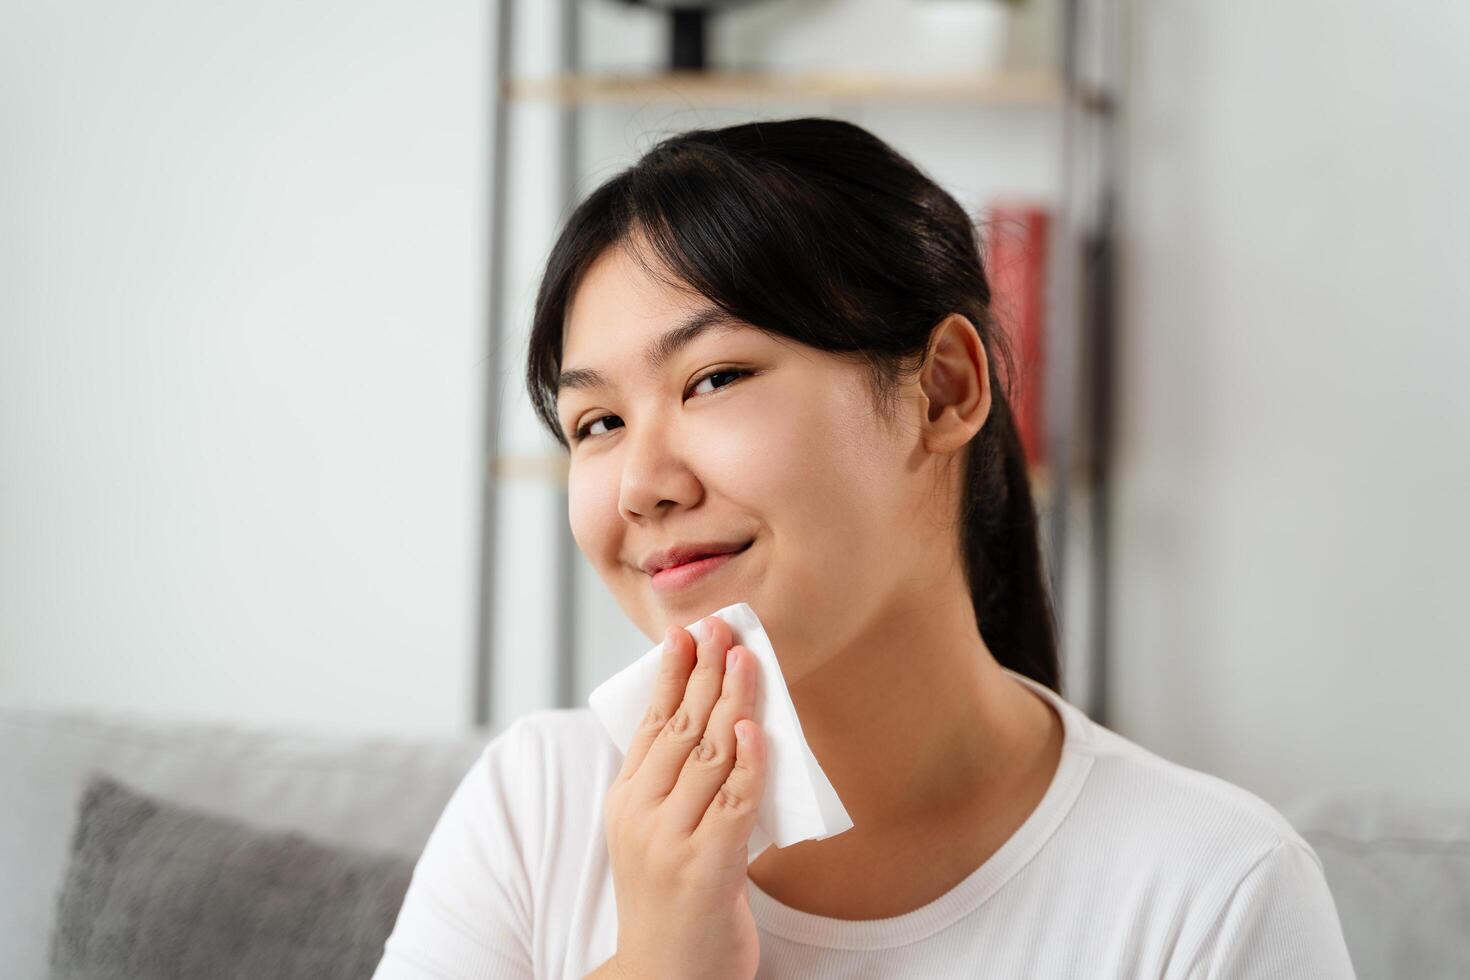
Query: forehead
562 243 690 356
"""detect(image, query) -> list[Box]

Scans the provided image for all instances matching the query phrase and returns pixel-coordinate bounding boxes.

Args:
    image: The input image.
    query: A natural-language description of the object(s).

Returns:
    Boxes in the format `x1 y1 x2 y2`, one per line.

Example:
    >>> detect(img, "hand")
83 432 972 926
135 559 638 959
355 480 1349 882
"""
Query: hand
601 615 767 980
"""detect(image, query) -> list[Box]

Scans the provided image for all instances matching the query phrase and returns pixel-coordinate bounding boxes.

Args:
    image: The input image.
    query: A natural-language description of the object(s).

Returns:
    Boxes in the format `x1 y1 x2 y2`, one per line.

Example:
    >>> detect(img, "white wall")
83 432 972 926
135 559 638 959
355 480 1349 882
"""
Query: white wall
1115 1 1470 807
0 0 489 736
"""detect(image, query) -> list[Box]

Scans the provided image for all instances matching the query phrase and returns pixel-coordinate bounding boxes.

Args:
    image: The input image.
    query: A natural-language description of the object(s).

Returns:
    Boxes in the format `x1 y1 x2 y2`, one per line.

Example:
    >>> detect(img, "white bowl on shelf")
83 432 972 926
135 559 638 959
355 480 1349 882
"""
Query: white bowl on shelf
907 0 1011 78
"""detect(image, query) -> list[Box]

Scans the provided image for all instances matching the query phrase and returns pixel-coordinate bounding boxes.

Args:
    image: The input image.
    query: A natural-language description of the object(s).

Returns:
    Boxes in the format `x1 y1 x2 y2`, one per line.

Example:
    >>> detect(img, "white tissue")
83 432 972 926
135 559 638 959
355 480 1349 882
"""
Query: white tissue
587 601 855 863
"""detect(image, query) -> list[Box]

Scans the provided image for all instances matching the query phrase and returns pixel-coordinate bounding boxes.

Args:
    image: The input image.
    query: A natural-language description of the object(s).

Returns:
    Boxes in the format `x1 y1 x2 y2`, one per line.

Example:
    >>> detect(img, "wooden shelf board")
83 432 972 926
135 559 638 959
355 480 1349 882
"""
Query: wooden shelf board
503 69 1065 106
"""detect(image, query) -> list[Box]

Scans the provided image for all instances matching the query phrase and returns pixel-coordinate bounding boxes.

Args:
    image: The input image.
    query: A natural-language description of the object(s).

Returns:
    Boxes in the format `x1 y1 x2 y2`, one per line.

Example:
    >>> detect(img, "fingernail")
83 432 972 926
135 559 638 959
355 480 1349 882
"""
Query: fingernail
726 648 737 671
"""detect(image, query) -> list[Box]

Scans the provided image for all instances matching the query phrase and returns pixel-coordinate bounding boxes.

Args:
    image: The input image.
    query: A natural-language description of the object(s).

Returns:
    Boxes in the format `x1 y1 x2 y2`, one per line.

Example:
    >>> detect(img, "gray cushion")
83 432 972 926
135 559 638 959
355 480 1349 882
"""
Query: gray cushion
48 773 413 980
1284 792 1470 980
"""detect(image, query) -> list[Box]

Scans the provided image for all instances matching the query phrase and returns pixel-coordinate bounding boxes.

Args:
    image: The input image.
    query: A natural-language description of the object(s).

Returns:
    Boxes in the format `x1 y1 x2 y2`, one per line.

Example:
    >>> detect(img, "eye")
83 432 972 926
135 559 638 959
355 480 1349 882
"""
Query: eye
571 367 751 443
573 414 620 443
689 367 748 397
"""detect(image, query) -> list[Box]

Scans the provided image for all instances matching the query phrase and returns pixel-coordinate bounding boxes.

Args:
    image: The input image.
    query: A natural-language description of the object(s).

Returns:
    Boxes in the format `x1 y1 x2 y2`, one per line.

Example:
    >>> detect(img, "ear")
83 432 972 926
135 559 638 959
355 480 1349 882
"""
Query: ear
918 313 992 454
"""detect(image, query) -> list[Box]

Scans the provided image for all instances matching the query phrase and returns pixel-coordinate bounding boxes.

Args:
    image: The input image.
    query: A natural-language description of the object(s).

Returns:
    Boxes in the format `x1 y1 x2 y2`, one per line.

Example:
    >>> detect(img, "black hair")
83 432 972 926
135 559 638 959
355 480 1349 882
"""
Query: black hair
524 117 1060 693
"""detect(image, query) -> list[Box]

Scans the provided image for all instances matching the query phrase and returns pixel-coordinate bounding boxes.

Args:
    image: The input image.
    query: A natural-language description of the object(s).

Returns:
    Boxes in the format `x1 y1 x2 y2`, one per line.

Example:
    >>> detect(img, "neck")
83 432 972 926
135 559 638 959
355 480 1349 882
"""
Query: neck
784 579 1049 830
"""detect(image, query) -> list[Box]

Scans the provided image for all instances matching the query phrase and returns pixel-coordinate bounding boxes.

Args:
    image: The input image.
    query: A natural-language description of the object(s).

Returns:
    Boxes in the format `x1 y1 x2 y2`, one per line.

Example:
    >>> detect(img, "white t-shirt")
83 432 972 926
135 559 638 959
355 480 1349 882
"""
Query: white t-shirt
372 668 1357 979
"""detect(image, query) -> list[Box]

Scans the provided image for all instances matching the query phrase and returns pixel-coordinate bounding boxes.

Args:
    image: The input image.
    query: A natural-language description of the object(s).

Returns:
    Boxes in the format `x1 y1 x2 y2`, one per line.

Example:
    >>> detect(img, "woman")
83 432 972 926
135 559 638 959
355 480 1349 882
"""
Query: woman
374 117 1355 979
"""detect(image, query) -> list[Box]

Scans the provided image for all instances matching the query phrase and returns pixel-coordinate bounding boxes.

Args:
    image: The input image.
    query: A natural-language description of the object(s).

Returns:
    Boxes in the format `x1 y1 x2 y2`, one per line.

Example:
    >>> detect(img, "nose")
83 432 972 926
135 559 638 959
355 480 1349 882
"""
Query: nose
616 414 702 521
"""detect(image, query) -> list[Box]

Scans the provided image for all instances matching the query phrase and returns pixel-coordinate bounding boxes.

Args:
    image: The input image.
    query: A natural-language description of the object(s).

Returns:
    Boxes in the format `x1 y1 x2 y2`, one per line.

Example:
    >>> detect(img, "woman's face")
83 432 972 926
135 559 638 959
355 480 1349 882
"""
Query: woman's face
556 242 950 684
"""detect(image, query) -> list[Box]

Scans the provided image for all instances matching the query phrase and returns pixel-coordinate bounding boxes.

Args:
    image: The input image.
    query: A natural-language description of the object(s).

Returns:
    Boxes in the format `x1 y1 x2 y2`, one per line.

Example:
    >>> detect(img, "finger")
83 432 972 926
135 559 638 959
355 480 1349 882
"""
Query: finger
663 642 756 837
631 614 733 803
616 624 695 784
691 716 765 854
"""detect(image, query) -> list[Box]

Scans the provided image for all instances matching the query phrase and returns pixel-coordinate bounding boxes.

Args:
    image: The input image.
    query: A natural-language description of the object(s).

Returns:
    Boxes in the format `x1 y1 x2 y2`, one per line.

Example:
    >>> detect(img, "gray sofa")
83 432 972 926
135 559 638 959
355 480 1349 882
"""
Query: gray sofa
3 705 1466 979
1 705 492 979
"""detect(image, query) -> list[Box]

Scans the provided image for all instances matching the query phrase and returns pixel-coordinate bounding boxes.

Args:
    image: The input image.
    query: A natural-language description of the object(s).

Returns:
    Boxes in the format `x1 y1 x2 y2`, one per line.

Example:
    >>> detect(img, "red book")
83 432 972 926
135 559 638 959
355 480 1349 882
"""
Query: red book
982 202 1049 470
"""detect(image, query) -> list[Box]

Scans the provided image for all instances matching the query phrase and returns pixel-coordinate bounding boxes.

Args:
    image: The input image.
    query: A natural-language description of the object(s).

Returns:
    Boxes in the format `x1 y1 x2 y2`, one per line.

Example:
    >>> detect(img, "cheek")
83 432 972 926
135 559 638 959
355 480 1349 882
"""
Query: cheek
741 376 885 503
567 468 622 562
692 388 817 504
716 385 873 557
765 383 905 574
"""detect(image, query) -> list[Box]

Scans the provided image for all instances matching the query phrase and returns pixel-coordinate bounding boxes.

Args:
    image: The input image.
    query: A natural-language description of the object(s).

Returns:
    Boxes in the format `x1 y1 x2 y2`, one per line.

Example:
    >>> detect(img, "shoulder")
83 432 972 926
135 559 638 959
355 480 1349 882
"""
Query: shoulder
483 707 622 798
1053 714 1353 974
434 708 617 882
1064 712 1349 953
379 714 616 974
1021 673 1314 877
1075 720 1317 867
506 706 618 758
1035 687 1326 902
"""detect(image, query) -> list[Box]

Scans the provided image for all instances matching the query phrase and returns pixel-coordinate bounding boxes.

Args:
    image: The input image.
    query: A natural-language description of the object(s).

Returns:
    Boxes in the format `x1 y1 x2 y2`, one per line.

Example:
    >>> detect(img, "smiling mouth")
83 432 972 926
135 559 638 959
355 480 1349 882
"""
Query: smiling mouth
670 541 752 570
647 540 754 594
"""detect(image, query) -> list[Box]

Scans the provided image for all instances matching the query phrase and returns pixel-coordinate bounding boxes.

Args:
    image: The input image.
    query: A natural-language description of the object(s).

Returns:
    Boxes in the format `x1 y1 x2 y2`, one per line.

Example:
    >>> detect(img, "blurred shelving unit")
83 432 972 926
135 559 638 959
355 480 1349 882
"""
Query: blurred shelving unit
476 0 1122 728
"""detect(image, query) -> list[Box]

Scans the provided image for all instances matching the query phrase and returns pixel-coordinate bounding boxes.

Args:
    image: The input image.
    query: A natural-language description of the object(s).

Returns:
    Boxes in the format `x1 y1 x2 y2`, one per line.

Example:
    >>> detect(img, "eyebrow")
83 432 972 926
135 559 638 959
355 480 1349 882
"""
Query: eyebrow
556 307 745 400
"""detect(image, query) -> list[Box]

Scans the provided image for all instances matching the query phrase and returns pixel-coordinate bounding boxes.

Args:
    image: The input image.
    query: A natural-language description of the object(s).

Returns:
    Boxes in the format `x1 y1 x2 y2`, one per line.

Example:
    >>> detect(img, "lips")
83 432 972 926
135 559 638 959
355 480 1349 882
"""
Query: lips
648 541 752 595
673 543 748 568
640 540 754 576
